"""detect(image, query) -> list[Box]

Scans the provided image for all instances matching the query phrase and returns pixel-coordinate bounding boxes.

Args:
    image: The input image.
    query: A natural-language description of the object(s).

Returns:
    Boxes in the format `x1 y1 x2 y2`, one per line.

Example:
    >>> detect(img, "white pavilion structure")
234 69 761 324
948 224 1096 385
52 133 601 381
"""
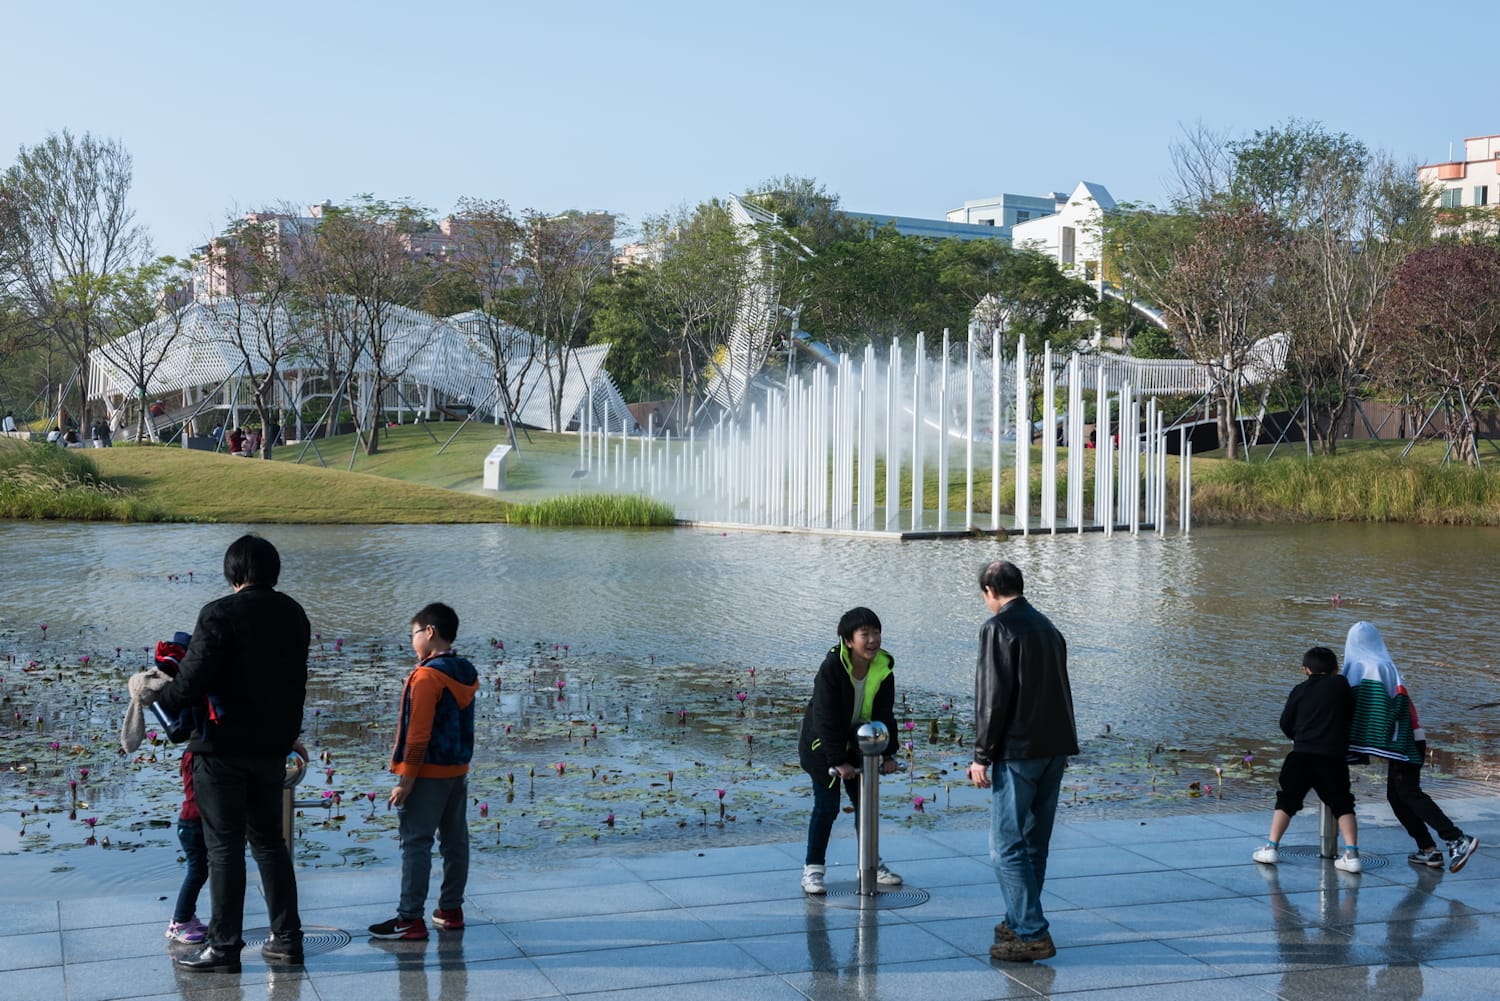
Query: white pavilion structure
87 298 638 443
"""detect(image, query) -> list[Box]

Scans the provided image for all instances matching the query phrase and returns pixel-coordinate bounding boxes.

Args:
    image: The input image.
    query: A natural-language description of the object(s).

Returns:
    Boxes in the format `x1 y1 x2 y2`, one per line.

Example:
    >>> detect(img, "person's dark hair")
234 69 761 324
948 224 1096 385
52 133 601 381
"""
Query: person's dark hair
1303 646 1338 675
837 606 881 642
978 560 1024 597
223 534 280 588
413 602 459 643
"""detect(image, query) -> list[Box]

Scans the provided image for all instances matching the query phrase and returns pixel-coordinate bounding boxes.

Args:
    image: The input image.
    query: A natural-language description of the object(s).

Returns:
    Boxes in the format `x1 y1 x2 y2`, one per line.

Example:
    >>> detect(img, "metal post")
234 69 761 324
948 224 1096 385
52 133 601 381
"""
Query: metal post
855 721 890 896
1318 802 1337 859
281 751 308 853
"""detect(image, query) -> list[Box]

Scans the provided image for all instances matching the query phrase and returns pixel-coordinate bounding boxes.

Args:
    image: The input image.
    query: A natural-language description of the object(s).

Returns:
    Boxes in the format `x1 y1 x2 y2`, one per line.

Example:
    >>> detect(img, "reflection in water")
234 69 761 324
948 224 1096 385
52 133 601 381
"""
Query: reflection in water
1375 867 1477 999
367 932 468 1001
803 906 879 998
6 520 1498 759
1263 862 1359 996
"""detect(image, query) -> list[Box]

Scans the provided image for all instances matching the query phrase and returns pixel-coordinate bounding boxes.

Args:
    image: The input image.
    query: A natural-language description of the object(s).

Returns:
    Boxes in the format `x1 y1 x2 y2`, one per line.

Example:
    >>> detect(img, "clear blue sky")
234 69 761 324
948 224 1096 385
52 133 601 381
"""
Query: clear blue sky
5 1 1491 257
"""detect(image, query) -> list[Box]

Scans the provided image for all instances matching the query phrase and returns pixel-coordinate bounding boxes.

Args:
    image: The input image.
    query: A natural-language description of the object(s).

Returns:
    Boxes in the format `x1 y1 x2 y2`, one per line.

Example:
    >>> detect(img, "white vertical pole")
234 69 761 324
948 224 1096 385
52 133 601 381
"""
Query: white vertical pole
965 327 975 530
885 339 899 531
1041 345 1056 533
910 333 924 531
1096 367 1110 532
937 329 949 533
1013 339 1029 533
991 330 1001 533
1068 353 1083 531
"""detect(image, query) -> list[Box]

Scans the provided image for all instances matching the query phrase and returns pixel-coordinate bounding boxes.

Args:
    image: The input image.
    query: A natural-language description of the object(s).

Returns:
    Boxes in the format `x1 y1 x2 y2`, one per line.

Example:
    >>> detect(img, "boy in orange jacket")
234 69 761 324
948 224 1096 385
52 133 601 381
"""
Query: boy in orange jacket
369 603 479 941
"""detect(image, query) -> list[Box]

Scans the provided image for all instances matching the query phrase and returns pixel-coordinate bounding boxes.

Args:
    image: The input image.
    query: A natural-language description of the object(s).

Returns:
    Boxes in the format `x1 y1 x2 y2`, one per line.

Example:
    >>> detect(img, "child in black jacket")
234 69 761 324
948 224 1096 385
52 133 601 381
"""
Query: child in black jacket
1253 646 1361 872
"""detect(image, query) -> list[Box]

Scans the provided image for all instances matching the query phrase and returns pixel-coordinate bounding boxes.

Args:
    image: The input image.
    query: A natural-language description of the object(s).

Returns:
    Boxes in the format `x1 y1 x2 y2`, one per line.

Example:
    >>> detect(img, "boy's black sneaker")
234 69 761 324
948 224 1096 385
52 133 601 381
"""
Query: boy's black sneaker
432 907 464 929
1408 849 1444 868
368 916 429 940
1447 835 1479 873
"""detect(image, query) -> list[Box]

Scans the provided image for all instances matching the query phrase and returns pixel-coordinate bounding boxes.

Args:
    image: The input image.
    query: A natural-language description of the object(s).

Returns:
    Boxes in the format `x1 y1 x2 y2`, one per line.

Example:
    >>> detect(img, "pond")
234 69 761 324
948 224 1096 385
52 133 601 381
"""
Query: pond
3 520 1498 897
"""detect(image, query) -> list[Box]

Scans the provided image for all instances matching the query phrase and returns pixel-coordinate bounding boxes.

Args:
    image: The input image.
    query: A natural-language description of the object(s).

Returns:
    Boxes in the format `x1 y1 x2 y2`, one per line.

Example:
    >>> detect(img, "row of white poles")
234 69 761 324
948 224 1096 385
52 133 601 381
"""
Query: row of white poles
579 332 1189 535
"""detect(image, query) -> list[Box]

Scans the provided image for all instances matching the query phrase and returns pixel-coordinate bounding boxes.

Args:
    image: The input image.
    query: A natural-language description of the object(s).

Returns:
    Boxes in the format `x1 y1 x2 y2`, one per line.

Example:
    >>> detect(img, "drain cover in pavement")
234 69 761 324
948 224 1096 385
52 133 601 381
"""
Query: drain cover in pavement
245 926 353 957
1276 849 1389 869
820 886 931 910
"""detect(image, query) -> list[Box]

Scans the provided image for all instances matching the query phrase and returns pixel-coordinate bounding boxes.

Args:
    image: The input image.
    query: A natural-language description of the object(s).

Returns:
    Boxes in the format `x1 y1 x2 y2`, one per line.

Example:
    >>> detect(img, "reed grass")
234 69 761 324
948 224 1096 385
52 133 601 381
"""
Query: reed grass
0 440 162 521
1192 453 1500 525
504 493 677 527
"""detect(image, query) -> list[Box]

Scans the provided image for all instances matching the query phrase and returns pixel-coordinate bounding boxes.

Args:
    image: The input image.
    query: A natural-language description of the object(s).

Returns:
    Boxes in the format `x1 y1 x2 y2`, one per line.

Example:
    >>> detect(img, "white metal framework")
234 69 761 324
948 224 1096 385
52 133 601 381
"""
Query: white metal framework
87 299 637 438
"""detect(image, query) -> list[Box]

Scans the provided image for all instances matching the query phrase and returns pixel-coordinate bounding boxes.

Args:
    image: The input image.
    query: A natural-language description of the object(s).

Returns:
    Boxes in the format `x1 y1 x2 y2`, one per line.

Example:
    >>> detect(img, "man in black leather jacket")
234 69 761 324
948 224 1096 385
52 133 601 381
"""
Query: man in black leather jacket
157 534 310 973
967 560 1077 963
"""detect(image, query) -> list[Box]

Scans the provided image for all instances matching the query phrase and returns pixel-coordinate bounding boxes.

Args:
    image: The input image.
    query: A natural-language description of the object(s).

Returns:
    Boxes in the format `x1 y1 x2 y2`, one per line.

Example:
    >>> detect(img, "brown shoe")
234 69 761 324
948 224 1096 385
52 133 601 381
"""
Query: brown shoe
989 935 1056 962
994 921 1016 943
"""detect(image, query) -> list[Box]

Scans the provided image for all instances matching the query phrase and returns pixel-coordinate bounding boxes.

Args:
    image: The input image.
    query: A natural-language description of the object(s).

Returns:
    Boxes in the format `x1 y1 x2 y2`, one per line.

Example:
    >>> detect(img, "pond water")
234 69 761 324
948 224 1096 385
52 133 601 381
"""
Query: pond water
3 520 1498 897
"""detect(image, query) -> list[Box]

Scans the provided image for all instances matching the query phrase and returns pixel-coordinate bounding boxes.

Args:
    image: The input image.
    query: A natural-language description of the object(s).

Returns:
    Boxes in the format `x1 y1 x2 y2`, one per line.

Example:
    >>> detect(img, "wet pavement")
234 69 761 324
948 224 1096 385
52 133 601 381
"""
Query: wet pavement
7 792 1500 1000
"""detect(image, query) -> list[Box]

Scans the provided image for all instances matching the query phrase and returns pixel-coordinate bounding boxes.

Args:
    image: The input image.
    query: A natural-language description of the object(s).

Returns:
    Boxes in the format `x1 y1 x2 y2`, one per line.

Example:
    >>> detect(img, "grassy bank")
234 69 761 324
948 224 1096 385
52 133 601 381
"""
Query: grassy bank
2 427 678 526
1191 446 1500 525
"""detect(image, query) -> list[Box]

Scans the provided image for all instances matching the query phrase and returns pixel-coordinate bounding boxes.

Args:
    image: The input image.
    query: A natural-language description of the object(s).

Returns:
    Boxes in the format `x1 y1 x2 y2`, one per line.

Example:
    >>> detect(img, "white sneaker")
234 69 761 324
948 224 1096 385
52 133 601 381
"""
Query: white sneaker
801 864 826 895
875 862 903 886
1252 844 1279 865
1334 851 1362 874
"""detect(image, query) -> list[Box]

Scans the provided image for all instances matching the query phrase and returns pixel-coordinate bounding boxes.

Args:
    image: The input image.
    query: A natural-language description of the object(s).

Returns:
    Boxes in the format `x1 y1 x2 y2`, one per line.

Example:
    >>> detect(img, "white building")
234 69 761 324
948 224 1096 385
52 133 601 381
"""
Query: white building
1418 134 1500 212
945 192 1062 240
1007 181 1115 284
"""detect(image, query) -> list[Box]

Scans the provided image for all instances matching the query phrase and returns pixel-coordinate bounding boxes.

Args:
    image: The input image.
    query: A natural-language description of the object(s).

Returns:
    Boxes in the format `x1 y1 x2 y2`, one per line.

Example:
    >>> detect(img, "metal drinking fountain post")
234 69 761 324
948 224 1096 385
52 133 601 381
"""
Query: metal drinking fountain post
855 721 890 896
281 751 308 851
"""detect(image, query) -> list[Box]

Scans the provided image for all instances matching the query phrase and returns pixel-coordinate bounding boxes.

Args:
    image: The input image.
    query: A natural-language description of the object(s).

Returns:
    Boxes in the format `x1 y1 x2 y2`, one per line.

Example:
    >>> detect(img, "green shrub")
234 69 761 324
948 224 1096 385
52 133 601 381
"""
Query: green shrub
505 493 676 527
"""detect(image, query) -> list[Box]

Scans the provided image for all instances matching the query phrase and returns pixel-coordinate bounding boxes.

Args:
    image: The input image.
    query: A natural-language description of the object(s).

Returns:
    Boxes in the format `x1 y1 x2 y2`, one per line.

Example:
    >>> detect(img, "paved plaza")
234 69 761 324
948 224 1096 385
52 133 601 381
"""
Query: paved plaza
7 792 1500 1000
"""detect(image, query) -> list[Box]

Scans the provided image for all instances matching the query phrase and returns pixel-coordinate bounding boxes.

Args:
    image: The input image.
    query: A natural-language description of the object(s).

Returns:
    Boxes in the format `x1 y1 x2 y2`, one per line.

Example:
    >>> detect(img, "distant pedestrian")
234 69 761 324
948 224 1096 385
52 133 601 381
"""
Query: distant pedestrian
1344 621 1479 873
970 561 1077 963
1253 646 1362 873
368 602 479 941
2 410 16 432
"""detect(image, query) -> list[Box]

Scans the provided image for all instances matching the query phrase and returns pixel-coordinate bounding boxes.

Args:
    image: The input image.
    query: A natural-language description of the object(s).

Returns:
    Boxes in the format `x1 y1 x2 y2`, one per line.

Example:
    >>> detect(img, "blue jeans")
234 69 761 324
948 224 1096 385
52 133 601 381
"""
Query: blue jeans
173 818 208 923
988 756 1066 941
804 772 860 866
397 775 469 918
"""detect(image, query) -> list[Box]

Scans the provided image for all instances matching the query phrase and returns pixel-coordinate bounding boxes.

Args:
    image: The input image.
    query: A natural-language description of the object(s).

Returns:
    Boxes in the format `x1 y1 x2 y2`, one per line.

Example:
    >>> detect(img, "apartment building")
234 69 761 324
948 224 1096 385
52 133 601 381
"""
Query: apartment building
1418 134 1500 211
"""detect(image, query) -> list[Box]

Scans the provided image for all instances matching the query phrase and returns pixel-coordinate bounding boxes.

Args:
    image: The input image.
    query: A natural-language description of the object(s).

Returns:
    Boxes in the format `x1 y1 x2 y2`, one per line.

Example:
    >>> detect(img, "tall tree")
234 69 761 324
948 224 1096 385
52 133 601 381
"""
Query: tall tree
89 256 194 443
1229 122 1432 452
507 210 615 431
1374 244 1500 466
442 198 529 449
935 239 1097 360
1109 204 1285 458
209 209 321 456
309 196 437 454
1 130 149 428
629 201 750 424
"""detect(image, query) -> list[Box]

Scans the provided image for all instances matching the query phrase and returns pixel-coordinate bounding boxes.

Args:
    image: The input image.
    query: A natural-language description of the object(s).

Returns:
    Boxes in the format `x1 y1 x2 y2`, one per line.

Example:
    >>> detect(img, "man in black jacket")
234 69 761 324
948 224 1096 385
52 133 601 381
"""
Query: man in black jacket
968 560 1077 963
157 534 311 972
